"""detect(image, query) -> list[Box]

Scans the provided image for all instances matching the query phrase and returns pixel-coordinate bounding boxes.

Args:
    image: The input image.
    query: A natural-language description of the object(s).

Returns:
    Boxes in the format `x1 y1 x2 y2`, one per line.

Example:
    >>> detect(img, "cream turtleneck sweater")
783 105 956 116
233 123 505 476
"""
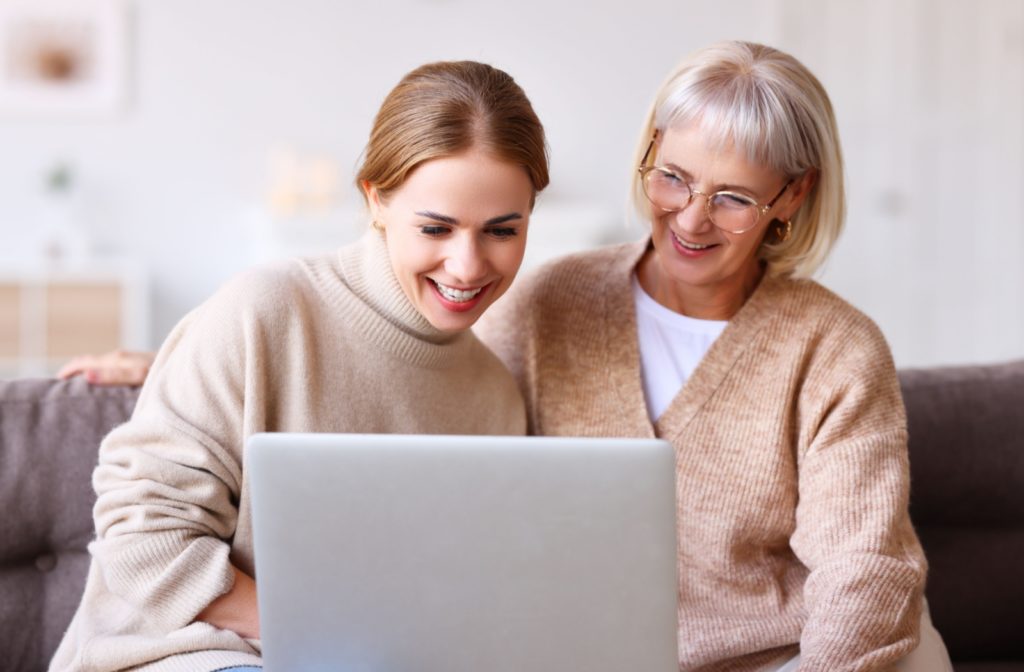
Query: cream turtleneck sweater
51 231 525 672
475 238 927 672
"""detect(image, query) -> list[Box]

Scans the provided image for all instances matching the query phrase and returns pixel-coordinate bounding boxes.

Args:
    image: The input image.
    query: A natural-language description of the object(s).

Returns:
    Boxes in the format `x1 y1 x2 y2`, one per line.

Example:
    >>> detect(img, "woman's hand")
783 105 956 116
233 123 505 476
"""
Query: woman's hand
58 350 156 386
197 565 260 639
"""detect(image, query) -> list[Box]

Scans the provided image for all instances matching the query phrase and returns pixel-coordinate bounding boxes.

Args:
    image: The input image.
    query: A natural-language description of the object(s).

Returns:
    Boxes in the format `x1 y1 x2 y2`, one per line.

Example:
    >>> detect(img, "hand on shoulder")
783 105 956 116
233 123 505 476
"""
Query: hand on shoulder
58 349 156 387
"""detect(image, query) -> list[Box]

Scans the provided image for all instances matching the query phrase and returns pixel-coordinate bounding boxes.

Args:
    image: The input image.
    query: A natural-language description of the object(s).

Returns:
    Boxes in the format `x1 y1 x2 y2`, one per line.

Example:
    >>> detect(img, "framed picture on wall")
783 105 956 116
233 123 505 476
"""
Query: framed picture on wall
0 0 130 118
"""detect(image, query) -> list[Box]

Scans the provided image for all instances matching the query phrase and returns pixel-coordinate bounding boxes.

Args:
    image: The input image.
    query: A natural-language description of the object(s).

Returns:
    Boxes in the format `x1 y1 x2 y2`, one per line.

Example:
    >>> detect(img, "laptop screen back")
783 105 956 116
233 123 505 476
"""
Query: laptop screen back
248 433 678 672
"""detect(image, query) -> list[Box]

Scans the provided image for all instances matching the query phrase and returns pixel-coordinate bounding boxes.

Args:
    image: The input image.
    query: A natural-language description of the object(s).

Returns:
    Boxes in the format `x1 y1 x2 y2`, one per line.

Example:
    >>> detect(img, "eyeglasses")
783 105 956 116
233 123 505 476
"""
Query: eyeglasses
637 137 791 234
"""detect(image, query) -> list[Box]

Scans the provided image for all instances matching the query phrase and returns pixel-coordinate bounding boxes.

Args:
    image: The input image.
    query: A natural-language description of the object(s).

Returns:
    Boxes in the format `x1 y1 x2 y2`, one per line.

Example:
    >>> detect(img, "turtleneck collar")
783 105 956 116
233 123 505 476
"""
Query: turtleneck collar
300 229 474 369
338 229 458 345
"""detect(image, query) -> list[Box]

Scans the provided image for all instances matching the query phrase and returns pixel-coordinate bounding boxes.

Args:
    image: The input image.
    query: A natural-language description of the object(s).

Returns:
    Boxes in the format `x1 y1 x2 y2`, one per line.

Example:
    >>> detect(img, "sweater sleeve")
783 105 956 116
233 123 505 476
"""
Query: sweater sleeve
790 319 927 671
88 278 258 633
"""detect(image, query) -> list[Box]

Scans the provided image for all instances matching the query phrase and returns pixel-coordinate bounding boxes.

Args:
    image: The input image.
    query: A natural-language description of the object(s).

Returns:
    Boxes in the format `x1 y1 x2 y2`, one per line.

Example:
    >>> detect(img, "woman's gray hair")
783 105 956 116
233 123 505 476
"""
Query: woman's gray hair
630 41 845 278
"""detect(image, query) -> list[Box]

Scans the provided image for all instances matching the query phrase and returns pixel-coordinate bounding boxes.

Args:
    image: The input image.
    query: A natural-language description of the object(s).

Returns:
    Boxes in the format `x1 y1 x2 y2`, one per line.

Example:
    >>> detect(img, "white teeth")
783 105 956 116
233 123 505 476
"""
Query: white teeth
673 232 712 250
434 280 483 302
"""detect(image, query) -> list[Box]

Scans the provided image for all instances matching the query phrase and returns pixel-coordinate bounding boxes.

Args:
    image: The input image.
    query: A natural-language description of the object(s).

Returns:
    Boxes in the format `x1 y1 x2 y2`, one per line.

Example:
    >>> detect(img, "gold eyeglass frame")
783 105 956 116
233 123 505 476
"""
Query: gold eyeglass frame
637 134 791 235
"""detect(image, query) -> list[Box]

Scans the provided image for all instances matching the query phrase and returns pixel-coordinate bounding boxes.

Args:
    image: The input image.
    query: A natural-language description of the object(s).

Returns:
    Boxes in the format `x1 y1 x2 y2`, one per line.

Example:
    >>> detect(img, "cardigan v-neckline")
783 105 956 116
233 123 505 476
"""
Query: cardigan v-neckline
601 238 782 442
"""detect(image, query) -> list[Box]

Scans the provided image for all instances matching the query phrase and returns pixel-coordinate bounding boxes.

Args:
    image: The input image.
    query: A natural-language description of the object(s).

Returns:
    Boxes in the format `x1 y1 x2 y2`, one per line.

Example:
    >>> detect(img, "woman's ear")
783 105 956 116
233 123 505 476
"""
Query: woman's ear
363 180 381 217
783 169 817 219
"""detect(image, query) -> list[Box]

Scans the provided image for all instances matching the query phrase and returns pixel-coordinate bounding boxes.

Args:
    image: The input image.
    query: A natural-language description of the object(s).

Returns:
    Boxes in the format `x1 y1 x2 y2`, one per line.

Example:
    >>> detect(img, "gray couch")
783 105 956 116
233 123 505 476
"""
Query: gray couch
1 362 1022 672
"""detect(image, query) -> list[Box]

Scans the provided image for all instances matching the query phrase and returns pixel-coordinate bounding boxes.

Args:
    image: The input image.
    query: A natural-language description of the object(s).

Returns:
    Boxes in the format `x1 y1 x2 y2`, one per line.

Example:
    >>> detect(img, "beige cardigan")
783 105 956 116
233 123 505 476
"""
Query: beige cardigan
475 238 927 672
51 231 526 672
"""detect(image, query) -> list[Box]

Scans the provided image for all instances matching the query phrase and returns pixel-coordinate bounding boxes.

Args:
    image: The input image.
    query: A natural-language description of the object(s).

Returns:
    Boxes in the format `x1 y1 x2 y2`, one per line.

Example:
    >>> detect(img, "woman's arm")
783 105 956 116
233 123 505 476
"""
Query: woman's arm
91 281 257 635
791 322 926 670
198 565 260 639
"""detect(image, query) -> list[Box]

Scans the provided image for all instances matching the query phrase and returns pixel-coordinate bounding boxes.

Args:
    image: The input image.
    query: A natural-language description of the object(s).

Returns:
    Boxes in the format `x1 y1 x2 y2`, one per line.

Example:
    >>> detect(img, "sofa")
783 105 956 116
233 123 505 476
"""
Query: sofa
1 361 1022 672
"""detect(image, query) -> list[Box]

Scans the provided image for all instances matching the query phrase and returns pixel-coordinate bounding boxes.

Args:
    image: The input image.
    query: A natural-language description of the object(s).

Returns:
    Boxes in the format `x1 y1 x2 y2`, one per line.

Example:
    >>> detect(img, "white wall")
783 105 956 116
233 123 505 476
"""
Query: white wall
0 0 1021 368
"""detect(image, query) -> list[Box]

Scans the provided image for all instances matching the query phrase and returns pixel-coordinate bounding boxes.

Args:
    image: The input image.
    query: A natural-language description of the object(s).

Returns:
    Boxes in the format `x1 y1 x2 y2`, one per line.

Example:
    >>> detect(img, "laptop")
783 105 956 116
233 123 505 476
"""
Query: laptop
247 433 679 672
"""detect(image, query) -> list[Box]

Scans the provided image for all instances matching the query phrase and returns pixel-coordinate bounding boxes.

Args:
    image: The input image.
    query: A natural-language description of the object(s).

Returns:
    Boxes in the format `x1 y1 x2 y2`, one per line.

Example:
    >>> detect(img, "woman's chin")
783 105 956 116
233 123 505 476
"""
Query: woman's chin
419 298 486 333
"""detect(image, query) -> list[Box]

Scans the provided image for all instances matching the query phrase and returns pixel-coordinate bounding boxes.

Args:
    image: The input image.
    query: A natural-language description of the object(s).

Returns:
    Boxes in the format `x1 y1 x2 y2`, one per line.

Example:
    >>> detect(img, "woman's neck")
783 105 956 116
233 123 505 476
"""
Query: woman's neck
635 249 764 321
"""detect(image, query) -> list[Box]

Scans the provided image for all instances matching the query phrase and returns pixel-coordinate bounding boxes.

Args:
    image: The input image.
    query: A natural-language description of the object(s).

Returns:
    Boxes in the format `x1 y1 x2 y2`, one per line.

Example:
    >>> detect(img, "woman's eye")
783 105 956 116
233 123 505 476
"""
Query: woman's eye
658 170 685 186
714 193 754 210
488 227 519 239
419 225 449 236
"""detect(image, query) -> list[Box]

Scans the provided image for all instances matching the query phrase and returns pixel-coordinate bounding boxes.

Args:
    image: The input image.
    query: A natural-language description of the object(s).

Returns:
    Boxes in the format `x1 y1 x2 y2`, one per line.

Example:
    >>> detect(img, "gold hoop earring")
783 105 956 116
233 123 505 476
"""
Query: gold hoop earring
775 219 792 243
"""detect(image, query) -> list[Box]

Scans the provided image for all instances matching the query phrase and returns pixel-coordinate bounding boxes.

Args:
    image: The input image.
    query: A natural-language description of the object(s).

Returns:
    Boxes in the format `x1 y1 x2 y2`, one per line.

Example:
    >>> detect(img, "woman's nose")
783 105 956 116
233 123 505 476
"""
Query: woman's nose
444 235 488 283
673 194 714 233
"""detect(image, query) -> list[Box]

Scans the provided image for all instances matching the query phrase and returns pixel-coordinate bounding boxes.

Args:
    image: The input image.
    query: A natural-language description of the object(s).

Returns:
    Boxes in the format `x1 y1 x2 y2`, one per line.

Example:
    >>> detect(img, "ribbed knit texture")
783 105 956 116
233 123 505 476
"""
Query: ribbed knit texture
50 230 526 672
475 238 927 672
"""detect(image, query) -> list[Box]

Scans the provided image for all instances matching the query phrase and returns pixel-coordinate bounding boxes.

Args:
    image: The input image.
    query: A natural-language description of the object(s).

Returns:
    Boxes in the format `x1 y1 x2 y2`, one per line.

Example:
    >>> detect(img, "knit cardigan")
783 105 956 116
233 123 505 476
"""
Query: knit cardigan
475 238 927 672
51 231 526 672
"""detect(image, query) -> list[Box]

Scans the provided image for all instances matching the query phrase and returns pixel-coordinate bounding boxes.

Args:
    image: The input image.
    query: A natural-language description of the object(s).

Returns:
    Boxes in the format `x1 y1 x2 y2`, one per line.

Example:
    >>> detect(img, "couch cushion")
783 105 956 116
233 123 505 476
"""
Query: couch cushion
955 664 1024 672
0 377 138 672
900 361 1024 665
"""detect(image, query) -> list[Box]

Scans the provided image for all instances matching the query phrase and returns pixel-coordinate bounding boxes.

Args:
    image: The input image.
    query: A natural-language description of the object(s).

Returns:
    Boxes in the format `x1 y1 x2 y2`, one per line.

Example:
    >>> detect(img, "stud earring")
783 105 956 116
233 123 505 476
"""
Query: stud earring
775 219 792 243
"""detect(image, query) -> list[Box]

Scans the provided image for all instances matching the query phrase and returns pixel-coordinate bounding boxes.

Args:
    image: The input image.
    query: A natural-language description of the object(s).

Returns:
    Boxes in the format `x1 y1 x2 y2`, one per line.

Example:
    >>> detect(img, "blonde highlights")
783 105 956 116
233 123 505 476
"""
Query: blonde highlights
631 41 845 278
357 61 549 204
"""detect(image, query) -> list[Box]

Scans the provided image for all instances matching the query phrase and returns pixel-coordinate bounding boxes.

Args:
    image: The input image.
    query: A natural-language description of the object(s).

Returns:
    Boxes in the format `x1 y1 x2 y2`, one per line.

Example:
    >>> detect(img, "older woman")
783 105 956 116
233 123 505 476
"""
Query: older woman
50 60 547 672
476 41 950 671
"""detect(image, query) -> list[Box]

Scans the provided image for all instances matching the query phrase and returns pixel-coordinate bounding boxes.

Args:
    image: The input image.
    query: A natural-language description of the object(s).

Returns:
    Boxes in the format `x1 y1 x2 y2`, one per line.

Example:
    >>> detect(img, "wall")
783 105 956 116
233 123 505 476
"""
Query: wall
0 0 1020 368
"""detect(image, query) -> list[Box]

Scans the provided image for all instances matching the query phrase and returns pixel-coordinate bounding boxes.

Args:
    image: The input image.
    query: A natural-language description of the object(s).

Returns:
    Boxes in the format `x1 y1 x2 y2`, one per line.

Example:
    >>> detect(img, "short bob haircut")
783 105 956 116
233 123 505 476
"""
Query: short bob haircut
631 41 845 278
358 60 549 206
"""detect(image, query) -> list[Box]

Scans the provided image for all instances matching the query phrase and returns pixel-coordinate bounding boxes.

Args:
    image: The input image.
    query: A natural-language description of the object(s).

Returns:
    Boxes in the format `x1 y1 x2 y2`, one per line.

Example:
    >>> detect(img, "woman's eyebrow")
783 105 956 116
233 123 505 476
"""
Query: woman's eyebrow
414 211 523 226
484 213 523 226
415 210 457 224
663 161 691 178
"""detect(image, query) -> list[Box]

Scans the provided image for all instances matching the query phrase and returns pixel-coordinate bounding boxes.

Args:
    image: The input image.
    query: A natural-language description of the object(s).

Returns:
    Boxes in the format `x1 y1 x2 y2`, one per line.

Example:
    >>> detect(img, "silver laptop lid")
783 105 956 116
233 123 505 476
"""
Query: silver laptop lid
248 433 678 672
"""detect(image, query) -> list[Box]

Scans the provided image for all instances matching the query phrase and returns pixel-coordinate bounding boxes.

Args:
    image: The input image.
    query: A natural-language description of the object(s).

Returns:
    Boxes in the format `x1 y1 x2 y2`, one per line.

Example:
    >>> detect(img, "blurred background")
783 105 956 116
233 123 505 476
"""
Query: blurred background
0 0 1021 377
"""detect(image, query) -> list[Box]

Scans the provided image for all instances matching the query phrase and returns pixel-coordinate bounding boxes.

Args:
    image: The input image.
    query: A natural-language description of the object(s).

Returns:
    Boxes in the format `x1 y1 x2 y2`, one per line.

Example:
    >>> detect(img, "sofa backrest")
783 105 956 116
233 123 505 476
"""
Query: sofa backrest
1 363 1022 671
900 360 1024 665
0 378 138 672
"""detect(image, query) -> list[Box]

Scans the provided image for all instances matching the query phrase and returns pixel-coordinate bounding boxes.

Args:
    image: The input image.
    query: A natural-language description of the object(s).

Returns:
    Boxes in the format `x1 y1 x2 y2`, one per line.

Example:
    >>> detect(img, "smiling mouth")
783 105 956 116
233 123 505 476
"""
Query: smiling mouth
430 279 485 303
672 230 717 251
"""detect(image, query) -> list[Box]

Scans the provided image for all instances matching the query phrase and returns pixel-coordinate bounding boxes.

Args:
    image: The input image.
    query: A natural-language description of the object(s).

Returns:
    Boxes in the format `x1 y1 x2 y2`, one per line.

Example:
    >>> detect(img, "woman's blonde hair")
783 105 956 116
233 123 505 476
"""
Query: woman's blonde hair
631 41 845 278
357 61 549 204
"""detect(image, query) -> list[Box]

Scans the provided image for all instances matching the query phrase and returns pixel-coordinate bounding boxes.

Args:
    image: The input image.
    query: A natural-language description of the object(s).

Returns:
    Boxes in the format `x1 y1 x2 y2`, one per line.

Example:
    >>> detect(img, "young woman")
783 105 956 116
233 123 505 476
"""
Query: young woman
50 60 548 672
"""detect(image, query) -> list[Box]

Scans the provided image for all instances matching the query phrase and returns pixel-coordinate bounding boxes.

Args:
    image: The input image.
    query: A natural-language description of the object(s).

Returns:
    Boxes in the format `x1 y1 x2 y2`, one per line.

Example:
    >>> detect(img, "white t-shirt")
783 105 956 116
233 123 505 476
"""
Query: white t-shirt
632 275 728 422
